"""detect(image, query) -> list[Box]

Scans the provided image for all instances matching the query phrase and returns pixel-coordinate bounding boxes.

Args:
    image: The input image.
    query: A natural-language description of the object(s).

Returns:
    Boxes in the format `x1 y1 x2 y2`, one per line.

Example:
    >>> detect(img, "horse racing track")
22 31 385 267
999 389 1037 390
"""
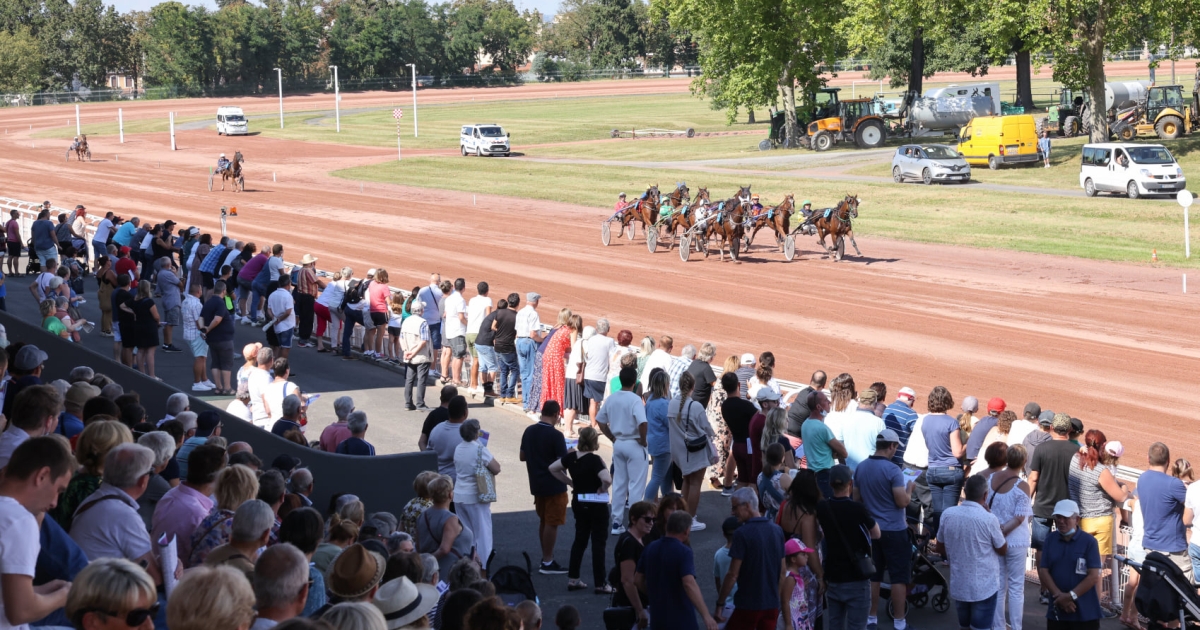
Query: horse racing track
0 79 1197 463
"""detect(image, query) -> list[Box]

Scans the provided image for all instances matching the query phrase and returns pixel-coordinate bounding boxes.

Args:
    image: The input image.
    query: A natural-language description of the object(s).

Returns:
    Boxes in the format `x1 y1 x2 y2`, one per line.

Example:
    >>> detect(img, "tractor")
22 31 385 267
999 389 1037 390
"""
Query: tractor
1110 84 1192 141
1039 89 1087 137
803 97 888 151
763 88 842 150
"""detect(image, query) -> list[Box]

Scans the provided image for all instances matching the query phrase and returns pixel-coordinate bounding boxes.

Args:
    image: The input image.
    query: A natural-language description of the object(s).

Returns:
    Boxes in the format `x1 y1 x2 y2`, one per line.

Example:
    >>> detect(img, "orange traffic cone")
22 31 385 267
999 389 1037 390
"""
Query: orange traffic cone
1152 249 1158 262
229 207 238 216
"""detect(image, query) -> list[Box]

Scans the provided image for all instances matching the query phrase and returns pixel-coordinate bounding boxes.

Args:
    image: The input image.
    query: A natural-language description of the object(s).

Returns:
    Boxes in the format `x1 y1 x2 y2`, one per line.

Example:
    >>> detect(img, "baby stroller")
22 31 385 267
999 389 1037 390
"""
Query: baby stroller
1121 552 1200 629
880 522 950 619
24 239 40 276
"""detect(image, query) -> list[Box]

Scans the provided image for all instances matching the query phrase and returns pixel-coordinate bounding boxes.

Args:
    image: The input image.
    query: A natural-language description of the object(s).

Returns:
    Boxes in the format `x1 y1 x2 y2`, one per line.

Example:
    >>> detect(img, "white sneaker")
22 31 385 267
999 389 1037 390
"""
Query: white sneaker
202 380 217 388
191 382 214 391
690 520 706 532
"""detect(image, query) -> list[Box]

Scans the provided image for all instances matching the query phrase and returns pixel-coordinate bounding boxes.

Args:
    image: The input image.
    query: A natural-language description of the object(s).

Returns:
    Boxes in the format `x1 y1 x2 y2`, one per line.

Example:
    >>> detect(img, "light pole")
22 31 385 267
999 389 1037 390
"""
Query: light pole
274 68 283 129
330 65 340 133
408 63 418 138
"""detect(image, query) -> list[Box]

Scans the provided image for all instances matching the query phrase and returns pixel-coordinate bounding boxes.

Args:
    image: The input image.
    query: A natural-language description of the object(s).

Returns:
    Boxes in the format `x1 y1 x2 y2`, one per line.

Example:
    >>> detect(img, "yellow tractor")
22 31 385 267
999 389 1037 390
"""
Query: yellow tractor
1110 84 1192 141
804 98 888 151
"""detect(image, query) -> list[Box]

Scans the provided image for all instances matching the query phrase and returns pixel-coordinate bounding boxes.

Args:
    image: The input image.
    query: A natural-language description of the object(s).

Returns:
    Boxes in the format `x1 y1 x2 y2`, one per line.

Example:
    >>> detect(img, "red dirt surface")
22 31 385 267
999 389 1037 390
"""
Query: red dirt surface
1 77 1196 465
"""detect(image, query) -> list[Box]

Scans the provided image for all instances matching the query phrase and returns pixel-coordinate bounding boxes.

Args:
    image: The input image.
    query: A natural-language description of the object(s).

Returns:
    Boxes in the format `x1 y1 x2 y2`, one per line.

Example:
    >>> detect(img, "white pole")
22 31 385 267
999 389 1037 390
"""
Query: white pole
409 63 418 138
331 66 340 133
275 68 283 129
75 104 80 136
397 133 402 161
169 112 176 150
1186 207 1191 258
118 108 124 143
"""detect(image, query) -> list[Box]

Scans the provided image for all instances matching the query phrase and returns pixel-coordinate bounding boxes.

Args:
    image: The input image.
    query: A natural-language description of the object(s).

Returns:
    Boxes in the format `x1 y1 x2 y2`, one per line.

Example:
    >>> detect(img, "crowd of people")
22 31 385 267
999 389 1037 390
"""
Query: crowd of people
3 202 1194 630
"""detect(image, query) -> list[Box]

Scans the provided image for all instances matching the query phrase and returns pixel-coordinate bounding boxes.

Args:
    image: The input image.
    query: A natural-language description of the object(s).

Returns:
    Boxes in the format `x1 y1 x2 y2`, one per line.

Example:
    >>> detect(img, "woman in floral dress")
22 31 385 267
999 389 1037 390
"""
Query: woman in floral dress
706 355 739 489
539 308 574 414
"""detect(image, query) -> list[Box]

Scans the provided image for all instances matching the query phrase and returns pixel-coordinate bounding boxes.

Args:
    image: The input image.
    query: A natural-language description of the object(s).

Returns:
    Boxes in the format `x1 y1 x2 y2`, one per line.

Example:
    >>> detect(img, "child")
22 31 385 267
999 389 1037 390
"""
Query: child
713 516 740 625
554 605 579 630
779 538 818 630
387 293 405 364
757 442 792 520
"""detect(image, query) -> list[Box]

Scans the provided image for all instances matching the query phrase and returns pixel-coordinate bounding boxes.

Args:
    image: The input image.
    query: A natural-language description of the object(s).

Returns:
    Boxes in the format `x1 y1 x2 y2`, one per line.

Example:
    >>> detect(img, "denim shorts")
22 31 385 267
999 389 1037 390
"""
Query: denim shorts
187 336 208 357
428 322 442 351
476 345 497 373
955 592 997 630
277 328 293 348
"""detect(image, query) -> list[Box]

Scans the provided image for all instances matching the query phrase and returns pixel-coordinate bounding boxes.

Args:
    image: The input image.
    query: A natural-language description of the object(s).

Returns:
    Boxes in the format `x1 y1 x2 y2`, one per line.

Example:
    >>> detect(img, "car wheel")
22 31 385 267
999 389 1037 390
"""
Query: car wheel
461 145 467 156
988 155 1000 170
922 168 933 185
1084 178 1097 197
892 166 903 183
1127 180 1140 200
476 147 482 157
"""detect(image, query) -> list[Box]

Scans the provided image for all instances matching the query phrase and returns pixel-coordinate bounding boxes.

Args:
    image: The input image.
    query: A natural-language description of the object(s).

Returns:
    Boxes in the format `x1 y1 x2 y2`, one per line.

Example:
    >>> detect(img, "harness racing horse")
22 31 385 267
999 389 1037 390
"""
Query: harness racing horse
811 194 862 261
745 194 795 253
617 184 659 241
703 186 752 261
68 135 90 161
653 183 690 250
668 187 710 251
221 151 245 192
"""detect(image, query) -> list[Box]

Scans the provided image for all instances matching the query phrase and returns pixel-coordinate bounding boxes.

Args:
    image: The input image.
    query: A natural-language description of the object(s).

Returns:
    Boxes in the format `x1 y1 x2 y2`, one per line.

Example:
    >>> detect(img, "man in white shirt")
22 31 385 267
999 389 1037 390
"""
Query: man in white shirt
418 274 444 374
247 347 275 429
91 211 115 273
465 282 493 392
936 475 1007 628
28 259 58 303
442 278 468 387
596 367 648 534
181 284 213 392
583 318 615 425
0 385 61 470
515 292 545 411
266 274 296 359
0 436 74 630
639 334 673 391
1007 402 1040 446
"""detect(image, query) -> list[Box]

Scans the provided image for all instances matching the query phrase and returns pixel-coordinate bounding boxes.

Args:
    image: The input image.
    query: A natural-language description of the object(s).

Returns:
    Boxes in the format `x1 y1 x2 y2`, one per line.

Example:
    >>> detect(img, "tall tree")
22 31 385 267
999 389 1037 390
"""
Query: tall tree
143 2 214 90
480 0 537 75
543 0 644 69
0 27 42 91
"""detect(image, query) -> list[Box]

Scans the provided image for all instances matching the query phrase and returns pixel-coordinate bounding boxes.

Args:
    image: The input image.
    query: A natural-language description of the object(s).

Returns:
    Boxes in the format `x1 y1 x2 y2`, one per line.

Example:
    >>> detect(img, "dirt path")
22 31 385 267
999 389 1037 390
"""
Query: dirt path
1 76 1197 464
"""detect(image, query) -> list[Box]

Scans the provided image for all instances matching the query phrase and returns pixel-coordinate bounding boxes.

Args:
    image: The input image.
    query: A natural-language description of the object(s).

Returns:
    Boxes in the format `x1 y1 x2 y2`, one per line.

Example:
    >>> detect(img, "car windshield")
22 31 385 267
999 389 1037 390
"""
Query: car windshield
920 146 959 159
479 127 504 137
226 115 245 122
1128 146 1175 165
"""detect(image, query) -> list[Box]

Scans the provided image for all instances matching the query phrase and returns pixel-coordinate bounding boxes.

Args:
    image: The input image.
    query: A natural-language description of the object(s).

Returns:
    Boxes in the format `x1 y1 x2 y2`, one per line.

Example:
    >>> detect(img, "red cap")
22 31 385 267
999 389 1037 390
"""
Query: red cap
119 246 131 254
987 397 1006 413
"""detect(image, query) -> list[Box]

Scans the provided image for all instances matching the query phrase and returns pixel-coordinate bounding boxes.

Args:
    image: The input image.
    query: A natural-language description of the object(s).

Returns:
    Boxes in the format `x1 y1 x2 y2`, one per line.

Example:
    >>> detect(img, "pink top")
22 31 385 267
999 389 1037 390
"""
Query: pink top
150 483 214 563
320 422 354 453
5 220 19 243
368 282 391 313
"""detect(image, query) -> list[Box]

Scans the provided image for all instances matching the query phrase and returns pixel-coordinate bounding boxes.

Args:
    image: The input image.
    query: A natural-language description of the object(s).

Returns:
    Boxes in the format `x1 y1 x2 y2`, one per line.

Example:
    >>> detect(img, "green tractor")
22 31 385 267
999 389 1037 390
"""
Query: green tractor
1038 88 1087 137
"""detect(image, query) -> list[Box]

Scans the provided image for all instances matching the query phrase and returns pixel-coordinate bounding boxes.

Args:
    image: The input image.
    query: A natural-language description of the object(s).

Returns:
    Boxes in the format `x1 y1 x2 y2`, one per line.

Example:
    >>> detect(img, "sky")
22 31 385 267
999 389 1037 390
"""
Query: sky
105 0 561 17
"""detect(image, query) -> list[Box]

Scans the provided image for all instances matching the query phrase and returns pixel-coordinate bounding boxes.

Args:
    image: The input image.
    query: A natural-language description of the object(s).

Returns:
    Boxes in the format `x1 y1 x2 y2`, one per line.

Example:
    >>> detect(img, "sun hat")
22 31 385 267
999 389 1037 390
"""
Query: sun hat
373 577 439 630
1105 441 1125 458
784 539 815 556
328 544 386 600
897 387 916 400
961 396 979 413
1052 499 1080 518
756 388 780 402
300 254 318 265
65 382 100 411
740 353 756 366
987 397 1006 413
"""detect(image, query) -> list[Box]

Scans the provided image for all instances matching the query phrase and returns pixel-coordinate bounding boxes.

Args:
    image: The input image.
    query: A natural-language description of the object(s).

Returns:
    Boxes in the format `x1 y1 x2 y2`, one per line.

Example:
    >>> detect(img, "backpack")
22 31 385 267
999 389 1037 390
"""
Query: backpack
488 551 538 606
340 279 366 310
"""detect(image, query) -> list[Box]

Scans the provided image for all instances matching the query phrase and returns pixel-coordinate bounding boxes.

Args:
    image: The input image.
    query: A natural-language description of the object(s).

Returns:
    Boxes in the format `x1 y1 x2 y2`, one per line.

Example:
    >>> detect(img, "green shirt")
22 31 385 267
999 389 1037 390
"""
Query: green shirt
42 316 66 337
801 418 836 472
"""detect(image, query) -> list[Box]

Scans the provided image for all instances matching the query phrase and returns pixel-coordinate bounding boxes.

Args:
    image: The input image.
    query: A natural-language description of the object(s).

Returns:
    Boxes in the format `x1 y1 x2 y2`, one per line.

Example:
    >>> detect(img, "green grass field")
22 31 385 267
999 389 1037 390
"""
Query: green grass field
33 115 208 139
334 157 1198 266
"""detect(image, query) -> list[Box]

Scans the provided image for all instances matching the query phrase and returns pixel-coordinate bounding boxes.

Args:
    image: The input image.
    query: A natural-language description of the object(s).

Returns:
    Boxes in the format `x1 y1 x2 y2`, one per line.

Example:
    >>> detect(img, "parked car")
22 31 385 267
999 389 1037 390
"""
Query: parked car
216 106 248 135
958 114 1040 169
1080 143 1185 199
460 124 510 156
891 144 971 184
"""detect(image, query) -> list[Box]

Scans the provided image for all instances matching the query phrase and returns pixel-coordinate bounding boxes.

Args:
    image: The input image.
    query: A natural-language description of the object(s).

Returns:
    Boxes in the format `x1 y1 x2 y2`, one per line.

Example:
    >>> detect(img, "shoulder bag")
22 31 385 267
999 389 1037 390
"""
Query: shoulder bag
678 398 709 453
475 443 497 503
819 500 875 580
575 338 586 385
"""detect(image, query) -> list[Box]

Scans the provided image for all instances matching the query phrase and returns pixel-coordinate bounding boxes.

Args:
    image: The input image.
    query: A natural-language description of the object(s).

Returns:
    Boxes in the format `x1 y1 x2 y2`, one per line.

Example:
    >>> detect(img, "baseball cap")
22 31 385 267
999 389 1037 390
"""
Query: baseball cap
961 396 979 412
618 192 626 197
366 268 376 277
858 389 878 405
1052 499 1081 517
987 397 1006 413
829 464 852 488
877 429 900 444
1105 441 1125 458
1051 412 1072 433
119 246 131 254
188 227 199 236
75 204 86 210
721 516 741 536
273 454 302 473
898 387 916 400
784 539 814 556
1024 402 1042 418
756 388 780 402
48 277 63 288
740 353 756 366
1038 410 1055 426
526 292 541 303
14 345 48 372
195 410 222 437
1070 417 1083 434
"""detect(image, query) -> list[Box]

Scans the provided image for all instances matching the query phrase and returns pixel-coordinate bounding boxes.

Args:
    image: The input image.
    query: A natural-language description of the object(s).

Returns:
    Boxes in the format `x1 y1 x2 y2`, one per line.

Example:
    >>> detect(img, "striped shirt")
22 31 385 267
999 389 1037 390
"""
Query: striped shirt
198 245 227 273
667 355 690 398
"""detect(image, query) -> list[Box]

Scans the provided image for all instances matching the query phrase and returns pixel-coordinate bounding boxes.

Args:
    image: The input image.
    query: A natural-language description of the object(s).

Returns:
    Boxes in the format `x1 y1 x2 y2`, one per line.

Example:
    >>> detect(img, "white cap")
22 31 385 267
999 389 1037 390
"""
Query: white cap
1052 499 1080 517
740 353 756 366
898 387 916 399
366 268 376 277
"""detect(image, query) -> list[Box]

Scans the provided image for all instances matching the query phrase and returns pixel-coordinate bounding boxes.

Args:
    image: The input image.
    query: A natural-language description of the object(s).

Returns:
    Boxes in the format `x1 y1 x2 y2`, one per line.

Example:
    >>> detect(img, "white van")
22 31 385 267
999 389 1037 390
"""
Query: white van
460 124 510 156
216 107 248 136
1080 143 1185 199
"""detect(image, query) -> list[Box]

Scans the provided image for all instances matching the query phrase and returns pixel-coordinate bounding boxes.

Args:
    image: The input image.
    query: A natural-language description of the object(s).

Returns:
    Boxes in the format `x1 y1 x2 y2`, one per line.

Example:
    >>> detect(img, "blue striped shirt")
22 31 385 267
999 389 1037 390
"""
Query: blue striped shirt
882 400 919 466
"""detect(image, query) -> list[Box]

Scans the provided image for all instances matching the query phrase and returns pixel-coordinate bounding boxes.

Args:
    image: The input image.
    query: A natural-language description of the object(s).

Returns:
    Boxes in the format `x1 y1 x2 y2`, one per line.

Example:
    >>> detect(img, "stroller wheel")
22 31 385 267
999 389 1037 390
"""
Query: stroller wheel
911 593 928 608
932 591 950 613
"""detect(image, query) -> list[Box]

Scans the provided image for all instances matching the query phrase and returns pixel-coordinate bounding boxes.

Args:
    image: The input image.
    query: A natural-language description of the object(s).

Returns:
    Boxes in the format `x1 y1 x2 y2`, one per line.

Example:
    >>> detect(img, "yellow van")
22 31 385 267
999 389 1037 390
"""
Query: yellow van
957 114 1041 169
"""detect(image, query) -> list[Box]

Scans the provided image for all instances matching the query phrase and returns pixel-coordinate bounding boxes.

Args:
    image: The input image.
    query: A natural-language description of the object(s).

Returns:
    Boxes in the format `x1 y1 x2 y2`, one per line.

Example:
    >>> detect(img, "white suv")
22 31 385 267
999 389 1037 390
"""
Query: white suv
1080 143 1185 199
460 124 510 157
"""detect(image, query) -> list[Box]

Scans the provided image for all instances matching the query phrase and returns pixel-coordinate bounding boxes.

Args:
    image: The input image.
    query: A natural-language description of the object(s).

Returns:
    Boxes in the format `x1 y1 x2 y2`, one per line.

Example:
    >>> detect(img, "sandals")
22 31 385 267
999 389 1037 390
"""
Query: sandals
317 348 331 353
594 585 616 595
567 581 588 591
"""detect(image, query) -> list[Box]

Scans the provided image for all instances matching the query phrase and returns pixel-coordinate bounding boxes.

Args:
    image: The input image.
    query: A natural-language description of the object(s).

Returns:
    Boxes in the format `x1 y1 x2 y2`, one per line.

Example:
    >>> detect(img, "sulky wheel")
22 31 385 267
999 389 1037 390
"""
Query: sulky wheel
784 235 795 261
730 237 740 261
678 236 690 262
601 221 611 246
834 236 845 261
647 228 658 253
208 175 214 192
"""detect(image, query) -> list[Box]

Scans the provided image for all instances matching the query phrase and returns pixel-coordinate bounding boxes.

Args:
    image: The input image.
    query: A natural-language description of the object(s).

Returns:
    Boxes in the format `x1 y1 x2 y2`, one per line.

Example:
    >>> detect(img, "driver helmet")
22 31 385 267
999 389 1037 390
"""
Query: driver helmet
751 194 760 201
220 153 226 158
73 136 78 141
803 200 812 207
618 192 626 198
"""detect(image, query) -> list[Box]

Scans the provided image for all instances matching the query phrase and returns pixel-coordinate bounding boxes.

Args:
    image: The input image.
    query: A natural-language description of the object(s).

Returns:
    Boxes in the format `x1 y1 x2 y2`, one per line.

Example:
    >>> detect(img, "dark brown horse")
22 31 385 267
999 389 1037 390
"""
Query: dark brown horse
618 184 659 240
812 194 861 261
702 186 752 261
221 151 245 192
654 183 689 249
745 194 795 252
667 186 709 250
68 134 90 161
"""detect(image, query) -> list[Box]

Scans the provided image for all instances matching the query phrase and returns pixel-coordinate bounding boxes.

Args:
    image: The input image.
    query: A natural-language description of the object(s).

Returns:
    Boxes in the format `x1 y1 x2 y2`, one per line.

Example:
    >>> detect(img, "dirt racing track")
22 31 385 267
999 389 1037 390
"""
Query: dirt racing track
1 76 1197 464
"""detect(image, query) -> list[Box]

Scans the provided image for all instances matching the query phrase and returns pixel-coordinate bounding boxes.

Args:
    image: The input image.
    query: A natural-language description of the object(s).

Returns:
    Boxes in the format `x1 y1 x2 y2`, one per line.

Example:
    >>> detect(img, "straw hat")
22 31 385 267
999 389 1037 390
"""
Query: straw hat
372 577 439 629
300 254 318 265
328 544 386 600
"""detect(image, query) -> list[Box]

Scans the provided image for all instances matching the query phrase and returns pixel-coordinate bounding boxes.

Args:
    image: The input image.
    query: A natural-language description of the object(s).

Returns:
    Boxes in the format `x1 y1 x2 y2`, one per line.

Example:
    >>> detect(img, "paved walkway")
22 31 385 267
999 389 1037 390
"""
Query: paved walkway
11 276 1117 629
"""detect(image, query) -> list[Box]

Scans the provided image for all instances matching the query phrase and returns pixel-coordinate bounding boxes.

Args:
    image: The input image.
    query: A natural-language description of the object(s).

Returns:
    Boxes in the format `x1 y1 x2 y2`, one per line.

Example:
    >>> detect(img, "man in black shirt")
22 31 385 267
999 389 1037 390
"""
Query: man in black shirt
417 385 458 450
686 342 718 407
1028 413 1080 551
492 294 519 403
474 299 504 397
199 281 236 394
815 465 880 630
719 373 758 494
785 370 827 441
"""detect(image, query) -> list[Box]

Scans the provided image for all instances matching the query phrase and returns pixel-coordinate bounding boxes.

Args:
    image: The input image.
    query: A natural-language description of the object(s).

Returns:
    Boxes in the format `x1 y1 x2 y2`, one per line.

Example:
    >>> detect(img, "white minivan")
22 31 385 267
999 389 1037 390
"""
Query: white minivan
216 107 249 135
460 124 510 156
1080 142 1185 199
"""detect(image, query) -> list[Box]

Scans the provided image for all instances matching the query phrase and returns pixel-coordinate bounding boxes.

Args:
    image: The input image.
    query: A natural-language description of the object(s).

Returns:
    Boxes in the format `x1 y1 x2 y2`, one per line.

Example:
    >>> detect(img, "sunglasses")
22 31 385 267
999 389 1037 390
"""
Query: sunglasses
639 516 655 524
85 602 160 627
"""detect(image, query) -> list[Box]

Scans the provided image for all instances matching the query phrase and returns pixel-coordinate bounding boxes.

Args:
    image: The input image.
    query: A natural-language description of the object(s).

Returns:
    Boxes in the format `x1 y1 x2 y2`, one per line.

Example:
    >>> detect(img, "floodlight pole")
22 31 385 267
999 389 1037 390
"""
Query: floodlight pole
330 65 340 133
409 63 418 138
274 68 283 129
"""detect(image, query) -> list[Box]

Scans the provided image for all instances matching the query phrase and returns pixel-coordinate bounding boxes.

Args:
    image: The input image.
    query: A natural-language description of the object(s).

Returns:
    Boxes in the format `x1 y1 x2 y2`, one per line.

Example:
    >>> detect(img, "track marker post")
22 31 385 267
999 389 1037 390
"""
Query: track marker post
393 108 403 161
75 105 81 136
118 108 124 143
273 172 277 182
169 112 177 151
1179 190 1193 259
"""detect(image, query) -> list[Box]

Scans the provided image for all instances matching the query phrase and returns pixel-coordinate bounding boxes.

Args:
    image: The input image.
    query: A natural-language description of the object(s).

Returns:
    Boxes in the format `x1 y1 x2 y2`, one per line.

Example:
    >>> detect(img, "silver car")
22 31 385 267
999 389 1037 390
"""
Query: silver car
891 144 971 185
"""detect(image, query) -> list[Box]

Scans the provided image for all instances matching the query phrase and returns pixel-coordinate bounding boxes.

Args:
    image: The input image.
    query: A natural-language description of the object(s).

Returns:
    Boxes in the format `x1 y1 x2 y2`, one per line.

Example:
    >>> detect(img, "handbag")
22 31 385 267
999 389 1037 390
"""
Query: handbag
678 398 709 453
574 338 586 386
819 500 875 580
475 443 497 503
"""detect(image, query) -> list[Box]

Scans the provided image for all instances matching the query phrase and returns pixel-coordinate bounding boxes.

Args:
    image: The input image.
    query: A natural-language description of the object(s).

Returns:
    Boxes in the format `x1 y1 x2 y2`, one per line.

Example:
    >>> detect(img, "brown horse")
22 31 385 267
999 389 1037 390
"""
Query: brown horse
654 183 689 249
745 194 795 252
68 135 90 161
617 184 659 240
221 151 245 192
811 194 862 261
667 187 710 250
702 186 752 261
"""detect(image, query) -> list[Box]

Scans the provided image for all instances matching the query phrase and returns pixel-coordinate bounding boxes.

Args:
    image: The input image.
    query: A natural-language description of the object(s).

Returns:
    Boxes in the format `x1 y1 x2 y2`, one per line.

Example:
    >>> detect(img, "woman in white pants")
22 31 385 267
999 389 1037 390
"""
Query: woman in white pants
453 419 500 570
988 445 1033 630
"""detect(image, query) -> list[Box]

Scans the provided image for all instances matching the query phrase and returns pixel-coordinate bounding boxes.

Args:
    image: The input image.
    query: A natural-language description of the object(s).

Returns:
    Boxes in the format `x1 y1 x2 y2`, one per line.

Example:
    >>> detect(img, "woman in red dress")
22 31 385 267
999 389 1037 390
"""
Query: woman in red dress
539 307 574 420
